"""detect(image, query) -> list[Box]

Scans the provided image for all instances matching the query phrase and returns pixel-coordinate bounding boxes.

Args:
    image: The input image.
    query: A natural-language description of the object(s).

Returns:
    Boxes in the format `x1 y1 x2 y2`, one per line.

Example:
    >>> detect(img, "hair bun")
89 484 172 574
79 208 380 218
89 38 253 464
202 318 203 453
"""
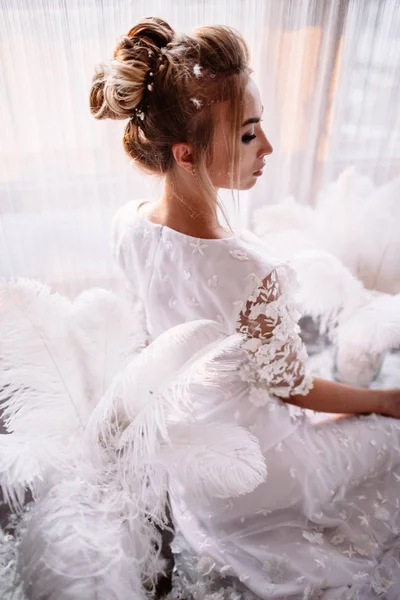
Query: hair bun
125 16 175 52
90 17 175 121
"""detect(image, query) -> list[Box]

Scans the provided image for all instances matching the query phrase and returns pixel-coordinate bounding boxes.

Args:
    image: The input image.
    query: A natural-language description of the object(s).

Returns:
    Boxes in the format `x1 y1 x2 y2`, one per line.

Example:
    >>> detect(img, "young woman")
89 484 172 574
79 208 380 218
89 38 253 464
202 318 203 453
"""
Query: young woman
91 17 400 598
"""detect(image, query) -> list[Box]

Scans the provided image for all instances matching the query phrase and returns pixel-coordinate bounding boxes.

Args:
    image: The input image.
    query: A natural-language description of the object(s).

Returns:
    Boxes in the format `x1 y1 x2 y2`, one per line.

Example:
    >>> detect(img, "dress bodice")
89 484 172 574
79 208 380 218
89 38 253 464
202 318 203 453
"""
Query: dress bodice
111 199 284 340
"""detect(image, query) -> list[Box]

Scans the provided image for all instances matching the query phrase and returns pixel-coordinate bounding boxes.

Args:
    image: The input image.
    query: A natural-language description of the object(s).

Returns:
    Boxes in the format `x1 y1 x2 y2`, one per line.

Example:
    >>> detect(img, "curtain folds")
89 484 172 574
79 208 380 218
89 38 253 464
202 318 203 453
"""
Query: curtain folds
0 0 398 297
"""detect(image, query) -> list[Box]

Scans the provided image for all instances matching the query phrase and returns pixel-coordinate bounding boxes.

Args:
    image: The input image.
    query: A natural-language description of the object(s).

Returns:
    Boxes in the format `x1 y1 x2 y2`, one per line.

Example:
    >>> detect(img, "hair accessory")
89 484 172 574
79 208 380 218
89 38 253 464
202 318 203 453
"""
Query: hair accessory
132 107 145 121
190 98 203 109
193 64 202 77
130 47 169 123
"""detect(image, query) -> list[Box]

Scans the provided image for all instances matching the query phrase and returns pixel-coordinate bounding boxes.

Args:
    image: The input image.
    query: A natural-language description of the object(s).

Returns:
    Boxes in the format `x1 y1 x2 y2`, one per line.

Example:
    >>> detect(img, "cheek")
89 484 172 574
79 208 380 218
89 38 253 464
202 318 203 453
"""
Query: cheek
240 142 253 161
209 156 230 183
239 146 255 175
208 141 255 188
211 143 236 181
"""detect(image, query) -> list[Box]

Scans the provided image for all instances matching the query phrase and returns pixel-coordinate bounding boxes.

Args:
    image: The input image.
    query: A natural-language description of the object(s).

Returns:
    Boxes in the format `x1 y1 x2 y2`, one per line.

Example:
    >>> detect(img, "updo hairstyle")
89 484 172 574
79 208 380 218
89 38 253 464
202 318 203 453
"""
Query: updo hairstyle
90 17 252 221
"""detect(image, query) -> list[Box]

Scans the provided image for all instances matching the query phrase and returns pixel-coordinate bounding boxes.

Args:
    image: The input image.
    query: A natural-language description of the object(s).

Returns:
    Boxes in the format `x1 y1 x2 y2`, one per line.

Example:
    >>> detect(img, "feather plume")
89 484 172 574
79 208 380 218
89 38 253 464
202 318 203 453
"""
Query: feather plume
16 470 146 600
0 280 266 597
0 280 121 507
0 279 89 437
82 320 266 588
0 435 44 511
161 422 267 501
70 287 146 407
86 319 234 460
252 196 322 244
316 168 400 294
334 293 400 353
333 292 400 386
0 280 146 505
290 250 370 336
252 170 400 294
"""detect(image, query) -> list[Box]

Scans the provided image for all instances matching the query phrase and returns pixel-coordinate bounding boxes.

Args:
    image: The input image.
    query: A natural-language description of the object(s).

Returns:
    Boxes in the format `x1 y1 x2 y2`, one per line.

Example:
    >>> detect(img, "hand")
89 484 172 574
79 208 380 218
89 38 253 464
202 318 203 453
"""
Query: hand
378 390 400 419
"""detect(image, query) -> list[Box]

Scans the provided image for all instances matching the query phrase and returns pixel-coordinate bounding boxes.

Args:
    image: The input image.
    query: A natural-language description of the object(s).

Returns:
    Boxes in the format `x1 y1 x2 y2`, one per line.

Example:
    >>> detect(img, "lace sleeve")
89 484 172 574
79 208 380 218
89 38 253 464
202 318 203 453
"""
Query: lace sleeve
236 264 314 399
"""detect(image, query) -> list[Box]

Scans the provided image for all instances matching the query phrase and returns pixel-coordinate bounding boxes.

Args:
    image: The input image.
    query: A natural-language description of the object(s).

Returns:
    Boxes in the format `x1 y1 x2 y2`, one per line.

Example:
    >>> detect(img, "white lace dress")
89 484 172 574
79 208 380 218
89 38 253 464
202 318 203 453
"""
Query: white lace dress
111 200 400 600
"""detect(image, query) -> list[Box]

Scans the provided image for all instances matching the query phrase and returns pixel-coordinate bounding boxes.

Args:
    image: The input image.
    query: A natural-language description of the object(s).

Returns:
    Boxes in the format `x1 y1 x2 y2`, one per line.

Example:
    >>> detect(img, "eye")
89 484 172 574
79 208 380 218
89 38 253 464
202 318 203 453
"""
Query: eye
241 119 264 144
241 133 256 144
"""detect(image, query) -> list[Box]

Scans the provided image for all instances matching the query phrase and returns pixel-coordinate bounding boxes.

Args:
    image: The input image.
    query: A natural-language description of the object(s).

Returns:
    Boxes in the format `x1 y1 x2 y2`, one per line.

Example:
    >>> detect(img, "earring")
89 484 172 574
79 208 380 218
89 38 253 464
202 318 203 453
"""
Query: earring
192 168 196 176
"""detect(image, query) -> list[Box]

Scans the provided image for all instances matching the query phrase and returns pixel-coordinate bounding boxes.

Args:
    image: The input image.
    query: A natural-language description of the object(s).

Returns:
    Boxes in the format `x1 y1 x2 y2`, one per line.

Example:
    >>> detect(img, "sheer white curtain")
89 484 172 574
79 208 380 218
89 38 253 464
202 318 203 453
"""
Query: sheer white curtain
0 0 398 298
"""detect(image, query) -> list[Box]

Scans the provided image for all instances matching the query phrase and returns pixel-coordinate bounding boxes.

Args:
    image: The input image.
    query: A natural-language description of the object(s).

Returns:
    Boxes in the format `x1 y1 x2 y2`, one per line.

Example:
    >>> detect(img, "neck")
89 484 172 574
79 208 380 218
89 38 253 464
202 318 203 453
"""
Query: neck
157 170 222 234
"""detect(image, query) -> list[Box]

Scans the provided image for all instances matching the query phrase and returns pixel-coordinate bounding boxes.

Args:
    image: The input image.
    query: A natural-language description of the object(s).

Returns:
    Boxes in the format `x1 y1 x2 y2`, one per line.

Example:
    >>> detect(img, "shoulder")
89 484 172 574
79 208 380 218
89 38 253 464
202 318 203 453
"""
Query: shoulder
110 199 149 249
110 199 147 269
226 233 303 325
111 199 144 239
204 233 291 329
225 231 287 282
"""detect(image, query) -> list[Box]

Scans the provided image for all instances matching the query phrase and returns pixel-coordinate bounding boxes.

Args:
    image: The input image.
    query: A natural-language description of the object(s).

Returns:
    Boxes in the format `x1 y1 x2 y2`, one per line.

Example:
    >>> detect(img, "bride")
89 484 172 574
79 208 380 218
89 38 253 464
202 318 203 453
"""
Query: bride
95 16 400 599
1 16 400 600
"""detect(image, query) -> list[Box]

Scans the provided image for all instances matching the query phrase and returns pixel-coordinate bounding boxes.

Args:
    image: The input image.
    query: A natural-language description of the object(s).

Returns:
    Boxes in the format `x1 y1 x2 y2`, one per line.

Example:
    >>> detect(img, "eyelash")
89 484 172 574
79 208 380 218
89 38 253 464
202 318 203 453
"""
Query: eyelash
241 119 264 144
241 134 256 144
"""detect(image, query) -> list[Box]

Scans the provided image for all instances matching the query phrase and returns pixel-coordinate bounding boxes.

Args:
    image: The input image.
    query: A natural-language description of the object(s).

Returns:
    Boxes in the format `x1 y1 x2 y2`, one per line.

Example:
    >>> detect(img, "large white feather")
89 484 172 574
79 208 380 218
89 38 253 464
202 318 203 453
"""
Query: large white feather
0 280 147 507
0 435 43 511
0 279 102 507
82 320 266 589
316 169 400 294
161 422 267 500
88 326 244 474
253 169 400 295
82 321 244 535
16 470 147 600
290 250 371 336
334 293 400 352
86 319 231 457
0 279 89 437
0 283 266 597
70 287 146 407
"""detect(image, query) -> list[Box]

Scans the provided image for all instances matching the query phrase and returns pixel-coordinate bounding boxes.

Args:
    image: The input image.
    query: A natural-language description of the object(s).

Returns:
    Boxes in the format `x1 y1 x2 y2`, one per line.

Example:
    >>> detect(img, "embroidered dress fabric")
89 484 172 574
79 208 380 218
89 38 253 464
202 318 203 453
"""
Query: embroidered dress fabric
236 265 313 401
111 200 400 599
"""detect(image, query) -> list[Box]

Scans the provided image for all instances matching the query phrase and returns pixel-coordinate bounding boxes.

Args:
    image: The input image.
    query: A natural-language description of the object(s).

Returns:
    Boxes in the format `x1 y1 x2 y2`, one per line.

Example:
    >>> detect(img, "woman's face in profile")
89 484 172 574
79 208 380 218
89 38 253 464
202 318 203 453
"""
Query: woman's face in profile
209 78 273 190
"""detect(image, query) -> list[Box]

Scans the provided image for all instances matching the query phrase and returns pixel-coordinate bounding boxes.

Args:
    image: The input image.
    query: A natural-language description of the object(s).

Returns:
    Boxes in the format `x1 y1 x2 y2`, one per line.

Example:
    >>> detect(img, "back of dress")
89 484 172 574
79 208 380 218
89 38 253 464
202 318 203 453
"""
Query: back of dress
111 197 313 411
112 199 288 338
111 196 314 483
110 200 400 599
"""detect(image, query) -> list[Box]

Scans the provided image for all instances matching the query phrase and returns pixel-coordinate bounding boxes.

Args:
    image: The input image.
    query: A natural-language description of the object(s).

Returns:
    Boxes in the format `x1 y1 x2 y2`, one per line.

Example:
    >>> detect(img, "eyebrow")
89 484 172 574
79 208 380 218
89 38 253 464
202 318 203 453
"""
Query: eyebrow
242 105 264 127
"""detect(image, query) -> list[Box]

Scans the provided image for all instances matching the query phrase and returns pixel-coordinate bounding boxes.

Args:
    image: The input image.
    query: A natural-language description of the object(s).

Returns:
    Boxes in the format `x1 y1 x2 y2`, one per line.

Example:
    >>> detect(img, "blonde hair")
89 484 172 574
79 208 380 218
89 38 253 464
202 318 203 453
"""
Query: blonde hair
90 16 252 230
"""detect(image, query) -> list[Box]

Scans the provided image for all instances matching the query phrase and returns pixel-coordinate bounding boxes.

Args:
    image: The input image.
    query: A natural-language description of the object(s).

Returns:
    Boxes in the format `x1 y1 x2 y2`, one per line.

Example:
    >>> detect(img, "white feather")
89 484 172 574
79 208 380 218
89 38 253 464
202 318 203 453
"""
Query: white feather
335 293 400 353
16 470 146 600
0 280 147 506
253 169 400 295
316 168 400 294
252 195 323 249
83 321 244 531
82 320 266 587
86 319 231 460
0 283 266 597
290 250 371 336
71 287 146 406
0 435 43 511
0 279 89 437
0 279 102 507
161 422 267 500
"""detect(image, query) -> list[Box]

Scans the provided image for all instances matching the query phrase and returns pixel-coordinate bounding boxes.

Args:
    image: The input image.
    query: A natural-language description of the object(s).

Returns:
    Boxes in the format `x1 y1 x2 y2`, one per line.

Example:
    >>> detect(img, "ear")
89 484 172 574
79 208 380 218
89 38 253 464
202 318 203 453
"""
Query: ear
171 142 194 174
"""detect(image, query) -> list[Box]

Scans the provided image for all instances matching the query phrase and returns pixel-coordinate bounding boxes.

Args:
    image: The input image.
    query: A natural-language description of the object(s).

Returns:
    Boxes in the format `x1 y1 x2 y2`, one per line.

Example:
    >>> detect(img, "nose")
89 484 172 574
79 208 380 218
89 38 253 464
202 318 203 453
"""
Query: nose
258 134 273 159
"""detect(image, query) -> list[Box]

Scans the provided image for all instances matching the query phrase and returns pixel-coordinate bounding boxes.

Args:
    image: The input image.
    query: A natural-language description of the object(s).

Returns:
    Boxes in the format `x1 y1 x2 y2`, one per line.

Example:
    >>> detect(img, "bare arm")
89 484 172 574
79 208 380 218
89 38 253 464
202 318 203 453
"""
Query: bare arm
284 376 394 416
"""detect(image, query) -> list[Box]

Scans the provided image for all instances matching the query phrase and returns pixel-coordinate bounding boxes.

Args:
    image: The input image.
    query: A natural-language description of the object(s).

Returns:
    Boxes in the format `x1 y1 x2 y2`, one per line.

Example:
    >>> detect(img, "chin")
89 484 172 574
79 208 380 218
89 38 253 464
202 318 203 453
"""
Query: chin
240 179 257 191
219 178 257 191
